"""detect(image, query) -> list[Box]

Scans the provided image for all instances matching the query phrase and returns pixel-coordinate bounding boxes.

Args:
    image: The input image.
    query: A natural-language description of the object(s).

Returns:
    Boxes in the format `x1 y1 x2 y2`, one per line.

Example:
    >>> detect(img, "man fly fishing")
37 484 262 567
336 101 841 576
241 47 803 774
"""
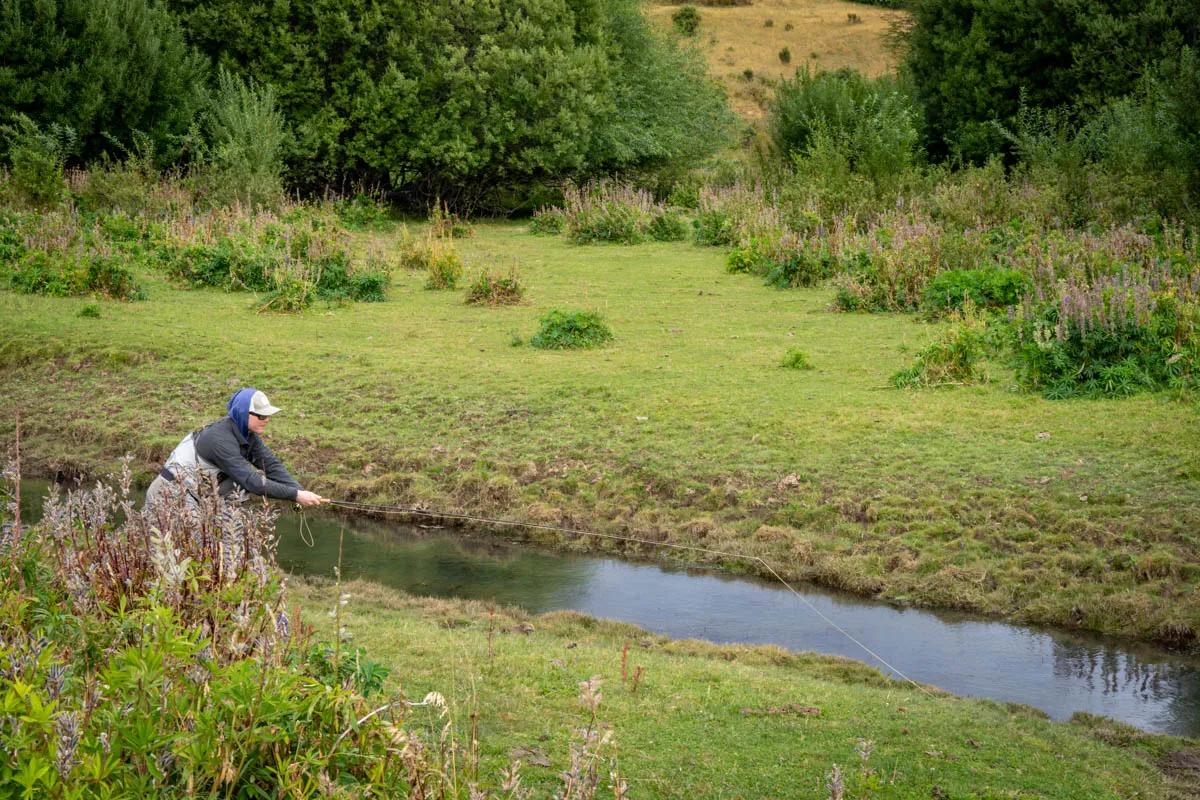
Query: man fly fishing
146 387 327 510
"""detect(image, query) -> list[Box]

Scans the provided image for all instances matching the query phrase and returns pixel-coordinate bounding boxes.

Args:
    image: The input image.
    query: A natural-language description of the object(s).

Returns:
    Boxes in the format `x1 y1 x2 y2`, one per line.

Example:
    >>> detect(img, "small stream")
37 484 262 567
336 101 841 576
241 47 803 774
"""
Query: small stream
271 510 1200 737
19 480 1200 736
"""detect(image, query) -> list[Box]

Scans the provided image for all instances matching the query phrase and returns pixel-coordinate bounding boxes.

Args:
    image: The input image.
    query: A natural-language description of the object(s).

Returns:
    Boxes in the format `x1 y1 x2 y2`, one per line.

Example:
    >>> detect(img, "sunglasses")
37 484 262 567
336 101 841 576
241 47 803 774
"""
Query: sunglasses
250 412 271 421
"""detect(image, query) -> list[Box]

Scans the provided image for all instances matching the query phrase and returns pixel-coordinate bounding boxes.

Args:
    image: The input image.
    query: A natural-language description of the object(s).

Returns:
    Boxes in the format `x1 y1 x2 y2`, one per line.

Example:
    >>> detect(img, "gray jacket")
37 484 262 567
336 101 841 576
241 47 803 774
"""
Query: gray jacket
193 417 301 501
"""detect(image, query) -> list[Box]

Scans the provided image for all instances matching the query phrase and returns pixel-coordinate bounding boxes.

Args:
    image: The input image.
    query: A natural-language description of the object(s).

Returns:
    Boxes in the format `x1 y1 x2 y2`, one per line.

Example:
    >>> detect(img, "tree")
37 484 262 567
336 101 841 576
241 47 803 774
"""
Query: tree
902 0 1200 162
0 0 208 163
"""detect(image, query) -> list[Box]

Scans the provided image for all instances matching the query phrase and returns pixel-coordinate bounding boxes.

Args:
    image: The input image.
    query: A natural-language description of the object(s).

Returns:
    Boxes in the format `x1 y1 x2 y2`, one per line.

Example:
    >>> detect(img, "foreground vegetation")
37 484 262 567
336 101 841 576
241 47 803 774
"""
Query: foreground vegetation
5 470 1196 799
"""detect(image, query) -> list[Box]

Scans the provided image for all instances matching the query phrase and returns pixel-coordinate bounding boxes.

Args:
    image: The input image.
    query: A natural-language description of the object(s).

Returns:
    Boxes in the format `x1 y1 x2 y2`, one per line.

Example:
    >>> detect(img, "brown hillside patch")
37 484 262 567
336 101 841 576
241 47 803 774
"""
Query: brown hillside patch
648 0 905 118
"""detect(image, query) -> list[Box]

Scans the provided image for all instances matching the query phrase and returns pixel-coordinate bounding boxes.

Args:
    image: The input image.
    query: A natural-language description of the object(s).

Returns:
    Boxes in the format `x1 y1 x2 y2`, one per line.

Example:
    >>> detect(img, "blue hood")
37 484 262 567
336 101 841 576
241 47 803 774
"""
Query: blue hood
227 387 257 441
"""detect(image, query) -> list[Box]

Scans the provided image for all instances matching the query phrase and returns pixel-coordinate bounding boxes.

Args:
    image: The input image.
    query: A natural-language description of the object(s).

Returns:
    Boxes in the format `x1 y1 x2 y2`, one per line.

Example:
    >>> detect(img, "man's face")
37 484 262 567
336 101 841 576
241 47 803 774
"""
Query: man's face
249 412 271 435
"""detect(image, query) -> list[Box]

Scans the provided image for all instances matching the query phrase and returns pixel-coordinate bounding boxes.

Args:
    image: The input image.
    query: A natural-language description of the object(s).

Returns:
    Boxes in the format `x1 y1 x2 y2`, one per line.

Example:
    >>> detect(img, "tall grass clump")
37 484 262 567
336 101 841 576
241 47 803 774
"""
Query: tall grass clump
693 185 783 247
0 459 625 798
529 205 566 235
530 309 614 349
1009 268 1200 397
562 182 685 244
0 210 145 300
893 308 990 388
465 264 526 306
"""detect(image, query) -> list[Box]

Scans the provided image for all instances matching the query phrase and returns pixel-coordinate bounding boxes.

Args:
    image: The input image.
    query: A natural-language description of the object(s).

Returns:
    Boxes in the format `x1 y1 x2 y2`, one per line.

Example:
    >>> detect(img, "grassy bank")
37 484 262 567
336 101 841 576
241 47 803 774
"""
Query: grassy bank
2 222 1199 647
291 576 1198 799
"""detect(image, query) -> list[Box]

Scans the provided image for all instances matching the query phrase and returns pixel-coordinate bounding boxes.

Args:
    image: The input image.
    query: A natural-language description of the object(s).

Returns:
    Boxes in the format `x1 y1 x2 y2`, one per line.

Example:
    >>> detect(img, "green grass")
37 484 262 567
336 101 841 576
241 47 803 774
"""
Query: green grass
290 577 1197 799
2 221 1199 646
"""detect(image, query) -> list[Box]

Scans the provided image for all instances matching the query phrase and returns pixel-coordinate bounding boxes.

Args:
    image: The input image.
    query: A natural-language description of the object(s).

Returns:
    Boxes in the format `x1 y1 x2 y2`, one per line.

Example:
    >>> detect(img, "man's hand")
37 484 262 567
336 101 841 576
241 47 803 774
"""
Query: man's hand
295 490 328 507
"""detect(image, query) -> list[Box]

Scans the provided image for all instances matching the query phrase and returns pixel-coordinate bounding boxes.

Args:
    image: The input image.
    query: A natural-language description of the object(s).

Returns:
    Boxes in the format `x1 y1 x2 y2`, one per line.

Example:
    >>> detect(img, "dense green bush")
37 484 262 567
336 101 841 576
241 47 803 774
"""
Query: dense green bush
192 69 287 208
768 68 921 194
1009 272 1200 397
529 206 567 235
1 115 75 207
763 244 840 289
902 0 1200 162
922 268 1029 315
0 0 208 162
673 5 701 36
530 308 613 349
335 193 392 231
168 0 734 206
0 210 147 299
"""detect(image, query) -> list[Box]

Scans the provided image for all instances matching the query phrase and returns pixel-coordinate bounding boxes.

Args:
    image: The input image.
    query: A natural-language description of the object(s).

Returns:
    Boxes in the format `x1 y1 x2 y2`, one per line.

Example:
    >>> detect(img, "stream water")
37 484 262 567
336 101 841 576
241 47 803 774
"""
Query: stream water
19 480 1200 736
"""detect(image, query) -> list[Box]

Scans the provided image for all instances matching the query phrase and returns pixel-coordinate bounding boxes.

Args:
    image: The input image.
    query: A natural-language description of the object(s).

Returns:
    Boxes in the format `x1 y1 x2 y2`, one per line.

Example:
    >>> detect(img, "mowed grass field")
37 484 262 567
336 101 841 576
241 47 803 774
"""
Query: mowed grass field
2 222 1199 646
289 578 1195 799
646 0 904 117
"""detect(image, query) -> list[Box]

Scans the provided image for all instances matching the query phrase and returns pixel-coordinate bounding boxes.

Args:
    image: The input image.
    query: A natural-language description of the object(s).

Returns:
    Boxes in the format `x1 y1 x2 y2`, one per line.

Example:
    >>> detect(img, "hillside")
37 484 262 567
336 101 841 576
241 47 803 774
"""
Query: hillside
646 0 905 118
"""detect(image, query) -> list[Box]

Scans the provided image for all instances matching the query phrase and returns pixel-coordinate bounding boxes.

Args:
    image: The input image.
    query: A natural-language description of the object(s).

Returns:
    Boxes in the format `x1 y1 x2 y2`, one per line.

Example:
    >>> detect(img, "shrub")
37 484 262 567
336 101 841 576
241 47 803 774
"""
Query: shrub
158 206 389 308
673 5 701 36
893 309 989 387
847 12 861 24
726 241 773 274
423 237 463 289
923 268 1030 315
1 115 75 208
763 237 840 288
768 68 921 196
529 206 567 234
5 224 145 301
779 47 792 64
194 69 287 208
764 19 774 28
465 265 526 305
335 193 392 230
562 181 661 244
78 302 101 318
693 185 783 247
256 272 316 313
831 216 946 311
530 309 614 349
648 208 689 241
1008 270 1200 397
780 347 813 369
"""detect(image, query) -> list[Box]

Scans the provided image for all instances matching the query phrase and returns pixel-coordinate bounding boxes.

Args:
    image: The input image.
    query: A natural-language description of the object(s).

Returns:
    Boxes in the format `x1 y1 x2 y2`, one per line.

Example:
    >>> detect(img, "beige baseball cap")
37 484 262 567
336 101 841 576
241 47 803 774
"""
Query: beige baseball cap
249 390 281 416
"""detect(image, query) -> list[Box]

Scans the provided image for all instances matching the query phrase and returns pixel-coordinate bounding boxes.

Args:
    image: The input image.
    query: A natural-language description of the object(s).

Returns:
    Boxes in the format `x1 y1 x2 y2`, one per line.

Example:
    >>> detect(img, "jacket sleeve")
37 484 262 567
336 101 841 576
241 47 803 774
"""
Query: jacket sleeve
196 425 300 501
248 436 303 495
